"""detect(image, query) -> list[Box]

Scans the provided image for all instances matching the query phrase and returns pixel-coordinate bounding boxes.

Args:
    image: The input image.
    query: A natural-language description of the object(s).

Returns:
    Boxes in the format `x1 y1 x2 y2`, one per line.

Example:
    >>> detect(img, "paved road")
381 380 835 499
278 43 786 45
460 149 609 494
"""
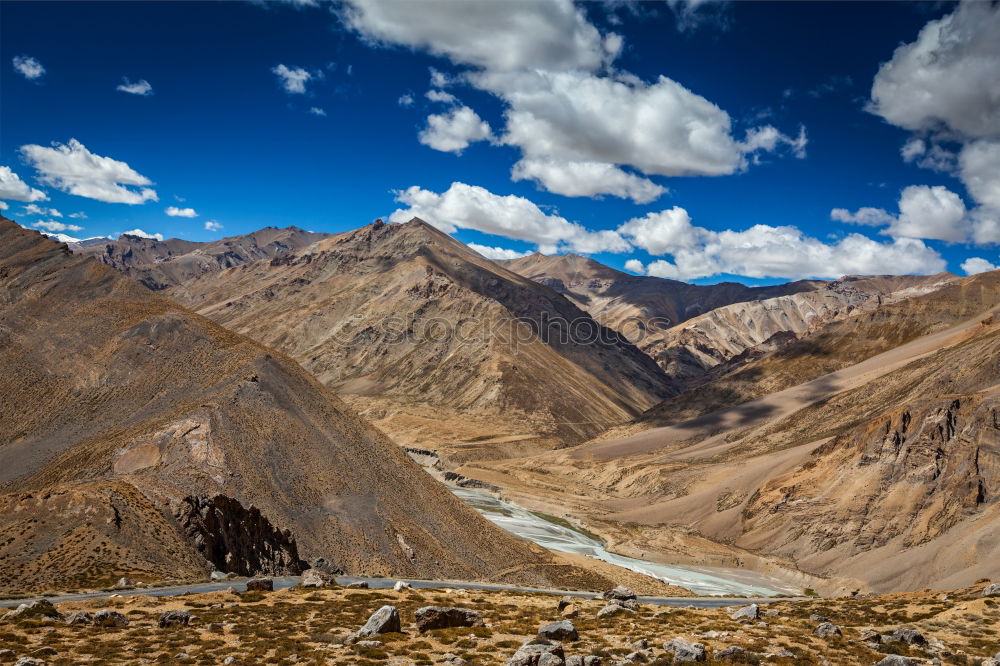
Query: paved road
0 575 801 609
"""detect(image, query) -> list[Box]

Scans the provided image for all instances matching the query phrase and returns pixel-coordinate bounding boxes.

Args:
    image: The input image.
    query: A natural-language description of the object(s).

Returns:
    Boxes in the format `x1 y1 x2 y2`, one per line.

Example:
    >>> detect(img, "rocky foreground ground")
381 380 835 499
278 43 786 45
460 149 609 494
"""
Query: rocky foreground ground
1 576 998 665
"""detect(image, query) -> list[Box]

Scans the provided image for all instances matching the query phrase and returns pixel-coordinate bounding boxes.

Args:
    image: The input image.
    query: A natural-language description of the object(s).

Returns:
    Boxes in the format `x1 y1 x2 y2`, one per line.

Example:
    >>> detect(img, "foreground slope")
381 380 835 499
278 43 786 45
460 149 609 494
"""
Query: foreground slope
0 217 609 593
168 219 674 460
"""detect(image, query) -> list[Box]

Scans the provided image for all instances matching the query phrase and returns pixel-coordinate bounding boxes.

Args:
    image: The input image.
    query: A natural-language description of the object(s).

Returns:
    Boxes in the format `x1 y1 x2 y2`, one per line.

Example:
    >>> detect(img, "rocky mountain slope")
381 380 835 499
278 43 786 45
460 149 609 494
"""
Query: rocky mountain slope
0 217 614 594
165 219 675 461
72 226 328 291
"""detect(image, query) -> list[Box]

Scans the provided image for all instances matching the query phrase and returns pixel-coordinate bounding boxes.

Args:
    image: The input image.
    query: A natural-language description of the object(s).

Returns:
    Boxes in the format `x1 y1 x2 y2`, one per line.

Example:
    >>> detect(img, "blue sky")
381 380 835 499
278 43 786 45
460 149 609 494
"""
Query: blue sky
3 0 999 284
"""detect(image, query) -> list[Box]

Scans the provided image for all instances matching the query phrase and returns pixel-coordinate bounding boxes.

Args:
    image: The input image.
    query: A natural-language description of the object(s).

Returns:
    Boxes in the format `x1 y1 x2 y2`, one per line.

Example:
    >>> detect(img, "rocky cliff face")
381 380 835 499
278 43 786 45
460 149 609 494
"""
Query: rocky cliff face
175 495 308 576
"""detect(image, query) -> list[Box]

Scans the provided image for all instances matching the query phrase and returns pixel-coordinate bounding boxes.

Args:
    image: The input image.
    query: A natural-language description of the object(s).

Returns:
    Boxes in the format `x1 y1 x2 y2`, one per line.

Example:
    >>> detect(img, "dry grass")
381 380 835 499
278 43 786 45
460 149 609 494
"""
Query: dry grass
1 583 996 664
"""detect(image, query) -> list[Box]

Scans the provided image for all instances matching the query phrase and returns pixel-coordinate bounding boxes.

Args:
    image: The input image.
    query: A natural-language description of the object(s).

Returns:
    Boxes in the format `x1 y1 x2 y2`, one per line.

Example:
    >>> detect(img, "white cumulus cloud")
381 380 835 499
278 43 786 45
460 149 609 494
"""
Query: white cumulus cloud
830 207 896 227
869 1 1000 139
889 185 968 242
389 182 630 254
624 258 645 274
116 78 153 96
418 105 492 154
309 106 327 116
204 220 223 231
511 158 666 205
20 139 157 204
961 257 998 275
166 206 198 218
0 166 48 202
272 64 314 94
467 243 532 260
22 204 62 217
13 55 45 80
33 220 83 233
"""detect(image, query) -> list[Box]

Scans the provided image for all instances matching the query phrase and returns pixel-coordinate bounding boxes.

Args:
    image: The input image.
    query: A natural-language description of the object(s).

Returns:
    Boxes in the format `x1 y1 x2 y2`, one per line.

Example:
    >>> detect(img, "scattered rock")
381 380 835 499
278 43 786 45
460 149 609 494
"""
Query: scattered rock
300 569 334 588
93 610 128 628
730 604 760 620
859 629 881 643
222 658 236 665
393 581 411 591
715 646 760 664
443 653 468 665
602 586 636 601
347 581 369 589
3 600 62 622
14 659 43 666
814 622 842 637
630 639 648 651
809 614 830 623
881 628 927 646
355 640 384 649
310 557 343 575
158 610 191 628
245 577 273 592
64 611 94 625
596 603 634 619
875 656 919 666
210 571 236 582
415 606 484 632
560 604 578 618
764 609 779 617
662 638 706 662
357 605 401 637
506 640 565 666
557 597 574 611
982 583 1000 597
115 577 135 589
537 620 578 642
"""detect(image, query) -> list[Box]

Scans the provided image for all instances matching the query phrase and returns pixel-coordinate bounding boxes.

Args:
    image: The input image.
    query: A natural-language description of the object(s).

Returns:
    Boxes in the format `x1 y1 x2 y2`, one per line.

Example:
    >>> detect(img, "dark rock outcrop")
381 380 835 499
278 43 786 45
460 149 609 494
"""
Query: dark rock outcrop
175 495 307 577
415 606 484 632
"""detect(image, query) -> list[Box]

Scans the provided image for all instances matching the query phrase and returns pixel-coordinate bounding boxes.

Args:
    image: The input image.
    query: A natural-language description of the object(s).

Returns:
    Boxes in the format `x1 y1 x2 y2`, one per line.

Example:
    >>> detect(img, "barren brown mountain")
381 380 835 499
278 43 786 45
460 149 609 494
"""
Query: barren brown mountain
458 271 1000 593
164 219 675 462
72 226 328 291
0 217 621 594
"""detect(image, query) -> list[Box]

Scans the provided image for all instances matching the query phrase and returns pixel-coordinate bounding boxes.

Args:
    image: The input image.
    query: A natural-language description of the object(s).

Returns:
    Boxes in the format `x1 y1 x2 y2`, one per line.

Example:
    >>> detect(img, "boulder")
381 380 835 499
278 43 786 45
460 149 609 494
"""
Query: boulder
443 653 468 665
65 611 94 625
730 604 760 620
115 577 135 589
814 622 842 637
93 610 128 628
537 620 578 642
881 628 927 646
347 581 369 589
393 581 411 591
300 569 334 589
357 605 401 637
983 583 1000 597
158 610 191 628
3 600 62 622
246 577 273 592
506 641 565 666
809 614 829 623
859 629 881 643
557 597 574 612
715 646 760 664
210 571 236 582
662 638 706 662
560 604 577 618
875 657 919 666
415 606 484 632
601 586 636 601
14 659 44 666
596 603 634 619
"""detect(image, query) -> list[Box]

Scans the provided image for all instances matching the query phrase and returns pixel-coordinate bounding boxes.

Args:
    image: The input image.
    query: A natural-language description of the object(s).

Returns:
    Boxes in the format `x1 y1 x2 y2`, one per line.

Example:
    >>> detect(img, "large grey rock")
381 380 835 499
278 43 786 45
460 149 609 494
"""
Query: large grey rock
3 600 62 622
875 656 919 666
730 604 760 620
506 641 565 666
94 610 128 628
564 658 602 666
881 628 927 646
210 571 236 582
300 569 334 589
245 577 273 592
357 605 401 637
115 577 135 589
65 611 94 625
814 622 842 637
662 638 706 662
415 606 483 632
346 581 369 589
596 603 634 619
715 646 760 663
158 610 191 628
537 620 578 641
983 583 1000 597
601 586 636 601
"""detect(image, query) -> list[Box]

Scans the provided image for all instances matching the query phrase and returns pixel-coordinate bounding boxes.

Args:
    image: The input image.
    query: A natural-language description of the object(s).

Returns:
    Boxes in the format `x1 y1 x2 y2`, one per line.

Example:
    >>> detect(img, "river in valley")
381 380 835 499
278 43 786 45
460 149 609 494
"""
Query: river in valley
451 486 799 597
